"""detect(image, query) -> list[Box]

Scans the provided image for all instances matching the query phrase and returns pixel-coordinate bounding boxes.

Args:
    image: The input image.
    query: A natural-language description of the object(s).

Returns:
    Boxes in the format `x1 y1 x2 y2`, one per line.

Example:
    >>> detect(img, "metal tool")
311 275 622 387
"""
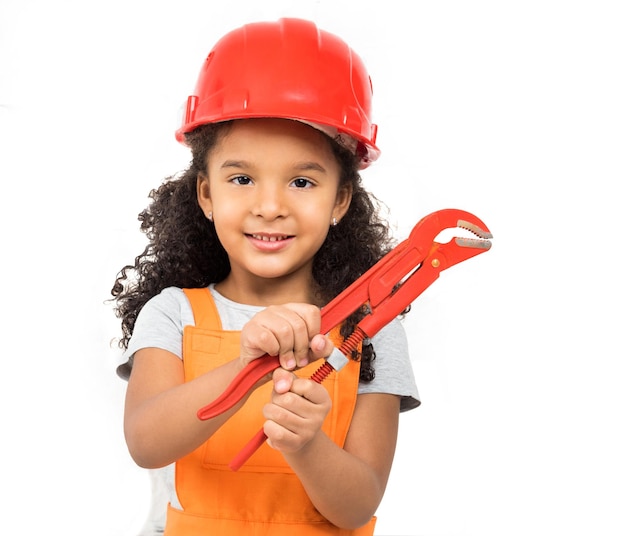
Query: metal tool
197 208 493 470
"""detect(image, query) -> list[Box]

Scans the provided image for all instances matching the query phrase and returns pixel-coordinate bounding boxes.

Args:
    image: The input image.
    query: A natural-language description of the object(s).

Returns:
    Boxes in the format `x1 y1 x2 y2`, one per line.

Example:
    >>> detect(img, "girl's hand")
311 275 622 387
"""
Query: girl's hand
239 303 328 370
262 367 332 453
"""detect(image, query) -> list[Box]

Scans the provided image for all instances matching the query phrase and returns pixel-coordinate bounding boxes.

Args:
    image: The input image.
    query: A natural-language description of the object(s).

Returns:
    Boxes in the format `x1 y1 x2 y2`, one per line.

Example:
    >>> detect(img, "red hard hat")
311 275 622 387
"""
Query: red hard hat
175 18 380 168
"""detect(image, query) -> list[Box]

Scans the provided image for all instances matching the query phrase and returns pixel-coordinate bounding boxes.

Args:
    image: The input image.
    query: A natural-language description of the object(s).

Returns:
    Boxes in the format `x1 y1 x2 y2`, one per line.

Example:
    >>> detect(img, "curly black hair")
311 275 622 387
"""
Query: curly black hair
111 121 397 382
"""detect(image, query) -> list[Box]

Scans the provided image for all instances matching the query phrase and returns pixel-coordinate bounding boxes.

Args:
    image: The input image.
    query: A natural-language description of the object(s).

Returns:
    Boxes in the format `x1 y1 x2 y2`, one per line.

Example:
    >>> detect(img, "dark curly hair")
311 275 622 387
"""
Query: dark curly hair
111 121 396 382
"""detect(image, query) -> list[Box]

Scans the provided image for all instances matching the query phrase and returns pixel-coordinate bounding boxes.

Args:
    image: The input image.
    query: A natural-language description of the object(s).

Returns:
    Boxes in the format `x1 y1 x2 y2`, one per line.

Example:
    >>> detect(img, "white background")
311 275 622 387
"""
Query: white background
1 1 624 535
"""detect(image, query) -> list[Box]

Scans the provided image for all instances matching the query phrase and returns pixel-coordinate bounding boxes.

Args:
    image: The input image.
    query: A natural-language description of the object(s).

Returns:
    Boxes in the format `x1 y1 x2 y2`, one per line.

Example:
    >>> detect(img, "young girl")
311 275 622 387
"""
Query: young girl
112 18 420 536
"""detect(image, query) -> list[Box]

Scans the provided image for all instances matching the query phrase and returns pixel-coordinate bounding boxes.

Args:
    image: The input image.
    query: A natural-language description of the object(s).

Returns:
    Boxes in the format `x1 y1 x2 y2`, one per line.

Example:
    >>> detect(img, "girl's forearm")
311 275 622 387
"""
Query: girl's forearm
124 359 253 468
284 432 385 529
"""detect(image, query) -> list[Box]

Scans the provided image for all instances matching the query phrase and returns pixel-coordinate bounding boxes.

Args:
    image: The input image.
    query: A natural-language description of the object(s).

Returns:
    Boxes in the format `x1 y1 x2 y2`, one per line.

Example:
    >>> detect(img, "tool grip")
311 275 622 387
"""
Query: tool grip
197 355 280 420
228 428 268 471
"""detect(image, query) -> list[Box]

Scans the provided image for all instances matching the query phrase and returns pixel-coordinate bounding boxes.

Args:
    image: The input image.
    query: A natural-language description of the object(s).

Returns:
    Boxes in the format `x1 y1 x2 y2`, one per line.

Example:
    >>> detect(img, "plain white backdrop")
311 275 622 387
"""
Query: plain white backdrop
1 1 624 534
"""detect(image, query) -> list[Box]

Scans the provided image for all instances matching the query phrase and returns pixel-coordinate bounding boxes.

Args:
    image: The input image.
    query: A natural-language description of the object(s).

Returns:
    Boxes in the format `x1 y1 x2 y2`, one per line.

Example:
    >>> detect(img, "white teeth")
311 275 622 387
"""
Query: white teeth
251 234 286 242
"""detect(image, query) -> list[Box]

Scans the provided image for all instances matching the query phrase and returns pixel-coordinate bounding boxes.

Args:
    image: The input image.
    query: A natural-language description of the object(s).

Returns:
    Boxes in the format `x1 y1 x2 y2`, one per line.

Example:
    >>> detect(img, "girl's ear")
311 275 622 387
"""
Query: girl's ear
332 183 353 223
197 173 213 219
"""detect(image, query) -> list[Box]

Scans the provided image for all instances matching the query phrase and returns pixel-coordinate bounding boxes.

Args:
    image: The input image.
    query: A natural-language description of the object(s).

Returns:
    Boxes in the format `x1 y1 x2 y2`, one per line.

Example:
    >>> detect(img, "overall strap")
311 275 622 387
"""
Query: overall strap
182 287 222 330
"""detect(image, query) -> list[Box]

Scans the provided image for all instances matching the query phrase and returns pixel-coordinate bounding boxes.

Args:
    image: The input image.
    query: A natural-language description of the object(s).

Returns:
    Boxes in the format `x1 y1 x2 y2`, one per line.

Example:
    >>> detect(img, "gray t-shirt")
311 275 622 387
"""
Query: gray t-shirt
120 285 420 527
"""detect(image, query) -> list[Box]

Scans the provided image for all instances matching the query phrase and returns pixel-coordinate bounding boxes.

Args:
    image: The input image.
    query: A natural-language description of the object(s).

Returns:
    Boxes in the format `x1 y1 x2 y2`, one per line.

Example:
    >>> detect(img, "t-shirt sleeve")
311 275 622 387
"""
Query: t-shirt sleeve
359 317 421 412
116 287 191 379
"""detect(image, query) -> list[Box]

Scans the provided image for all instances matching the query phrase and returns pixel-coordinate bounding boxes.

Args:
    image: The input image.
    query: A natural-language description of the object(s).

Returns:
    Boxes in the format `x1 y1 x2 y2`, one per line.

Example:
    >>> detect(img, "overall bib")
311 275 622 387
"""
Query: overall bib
164 288 376 535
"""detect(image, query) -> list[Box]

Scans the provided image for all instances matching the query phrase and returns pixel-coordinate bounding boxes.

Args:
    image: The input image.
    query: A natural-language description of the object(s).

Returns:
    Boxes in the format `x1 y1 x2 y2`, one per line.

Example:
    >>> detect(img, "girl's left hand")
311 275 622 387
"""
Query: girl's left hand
262 367 331 453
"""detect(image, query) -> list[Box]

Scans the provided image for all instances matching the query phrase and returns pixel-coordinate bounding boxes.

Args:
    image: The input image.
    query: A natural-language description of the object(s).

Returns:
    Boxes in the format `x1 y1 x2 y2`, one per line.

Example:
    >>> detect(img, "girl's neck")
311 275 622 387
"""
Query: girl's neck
214 273 317 307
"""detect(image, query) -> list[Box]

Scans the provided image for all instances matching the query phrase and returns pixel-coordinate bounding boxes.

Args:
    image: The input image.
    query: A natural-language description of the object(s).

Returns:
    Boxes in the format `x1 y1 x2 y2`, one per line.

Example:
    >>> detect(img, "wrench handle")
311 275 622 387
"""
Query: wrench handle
228 428 268 471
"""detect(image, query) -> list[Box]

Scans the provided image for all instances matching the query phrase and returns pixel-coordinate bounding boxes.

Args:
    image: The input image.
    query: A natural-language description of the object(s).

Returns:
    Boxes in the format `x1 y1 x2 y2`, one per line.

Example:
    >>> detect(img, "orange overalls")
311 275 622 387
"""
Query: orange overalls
163 288 377 535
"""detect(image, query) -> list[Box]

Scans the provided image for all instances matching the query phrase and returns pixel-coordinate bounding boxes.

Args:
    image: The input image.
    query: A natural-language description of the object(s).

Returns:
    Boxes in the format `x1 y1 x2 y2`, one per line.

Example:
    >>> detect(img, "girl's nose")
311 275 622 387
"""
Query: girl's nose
252 183 287 220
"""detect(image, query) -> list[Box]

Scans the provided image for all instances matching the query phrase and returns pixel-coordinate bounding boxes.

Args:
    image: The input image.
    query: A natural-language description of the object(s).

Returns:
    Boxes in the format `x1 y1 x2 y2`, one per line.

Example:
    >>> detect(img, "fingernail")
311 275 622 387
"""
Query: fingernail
276 379 290 391
285 358 296 369
312 337 325 352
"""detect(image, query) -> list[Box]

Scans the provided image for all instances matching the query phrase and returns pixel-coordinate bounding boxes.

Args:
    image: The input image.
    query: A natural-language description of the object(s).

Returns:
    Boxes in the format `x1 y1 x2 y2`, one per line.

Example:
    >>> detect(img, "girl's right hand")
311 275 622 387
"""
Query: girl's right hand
239 303 326 371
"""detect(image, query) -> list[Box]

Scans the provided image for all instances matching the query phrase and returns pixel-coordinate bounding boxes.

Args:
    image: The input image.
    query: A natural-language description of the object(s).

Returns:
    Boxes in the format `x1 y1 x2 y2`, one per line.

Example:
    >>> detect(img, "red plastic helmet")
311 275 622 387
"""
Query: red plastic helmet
176 18 379 168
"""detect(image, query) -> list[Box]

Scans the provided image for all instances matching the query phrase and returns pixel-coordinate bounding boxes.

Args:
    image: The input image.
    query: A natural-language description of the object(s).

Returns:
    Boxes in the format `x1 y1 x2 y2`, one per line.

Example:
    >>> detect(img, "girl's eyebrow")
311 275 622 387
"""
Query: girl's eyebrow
294 161 327 173
220 160 248 169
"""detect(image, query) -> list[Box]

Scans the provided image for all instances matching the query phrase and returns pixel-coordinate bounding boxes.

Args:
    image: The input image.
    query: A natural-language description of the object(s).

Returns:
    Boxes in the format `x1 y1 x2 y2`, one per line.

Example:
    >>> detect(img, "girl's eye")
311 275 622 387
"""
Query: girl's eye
231 175 252 185
291 177 313 188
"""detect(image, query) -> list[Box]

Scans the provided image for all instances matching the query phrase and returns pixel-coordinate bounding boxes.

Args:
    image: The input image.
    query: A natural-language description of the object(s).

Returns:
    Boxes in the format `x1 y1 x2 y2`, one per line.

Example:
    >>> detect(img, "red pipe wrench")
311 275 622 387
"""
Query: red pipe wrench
197 208 493 470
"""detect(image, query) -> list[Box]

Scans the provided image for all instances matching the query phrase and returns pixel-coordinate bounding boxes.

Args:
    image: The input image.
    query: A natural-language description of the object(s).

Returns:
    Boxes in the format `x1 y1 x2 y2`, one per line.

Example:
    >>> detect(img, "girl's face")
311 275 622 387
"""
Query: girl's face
197 118 351 303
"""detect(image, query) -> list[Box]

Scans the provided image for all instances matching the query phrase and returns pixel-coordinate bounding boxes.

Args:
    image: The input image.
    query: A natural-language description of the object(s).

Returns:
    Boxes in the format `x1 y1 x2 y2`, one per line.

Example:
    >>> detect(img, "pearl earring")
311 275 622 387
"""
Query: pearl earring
331 217 338 226
208 211 213 222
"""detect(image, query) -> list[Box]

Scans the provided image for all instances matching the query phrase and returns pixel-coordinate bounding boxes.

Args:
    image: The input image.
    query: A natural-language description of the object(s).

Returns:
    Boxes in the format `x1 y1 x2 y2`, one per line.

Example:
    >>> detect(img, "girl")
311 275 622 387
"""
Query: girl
112 18 420 536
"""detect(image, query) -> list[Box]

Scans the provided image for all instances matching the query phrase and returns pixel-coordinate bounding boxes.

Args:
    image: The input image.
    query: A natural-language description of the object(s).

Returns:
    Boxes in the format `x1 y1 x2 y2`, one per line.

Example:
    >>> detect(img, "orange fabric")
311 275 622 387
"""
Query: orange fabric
163 287 376 535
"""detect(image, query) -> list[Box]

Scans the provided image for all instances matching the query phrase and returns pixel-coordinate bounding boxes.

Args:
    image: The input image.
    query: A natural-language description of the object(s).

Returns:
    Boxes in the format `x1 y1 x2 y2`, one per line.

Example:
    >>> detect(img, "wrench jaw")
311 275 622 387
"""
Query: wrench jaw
432 216 493 270
410 209 492 249
457 218 494 241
